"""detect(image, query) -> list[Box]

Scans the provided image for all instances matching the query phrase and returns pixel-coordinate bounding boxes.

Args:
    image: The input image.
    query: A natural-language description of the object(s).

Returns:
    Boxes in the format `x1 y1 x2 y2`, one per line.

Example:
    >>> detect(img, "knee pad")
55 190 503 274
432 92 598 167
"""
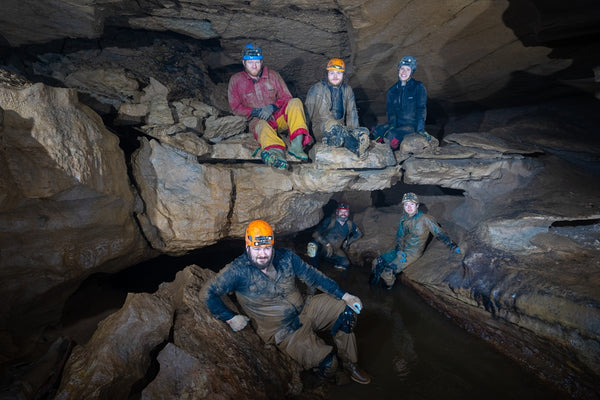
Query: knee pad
330 305 357 335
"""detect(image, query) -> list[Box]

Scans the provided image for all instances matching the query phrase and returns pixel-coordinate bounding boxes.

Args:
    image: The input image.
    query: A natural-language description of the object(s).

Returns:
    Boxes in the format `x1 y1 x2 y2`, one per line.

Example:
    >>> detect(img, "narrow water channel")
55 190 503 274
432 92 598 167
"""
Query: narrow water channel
61 236 568 399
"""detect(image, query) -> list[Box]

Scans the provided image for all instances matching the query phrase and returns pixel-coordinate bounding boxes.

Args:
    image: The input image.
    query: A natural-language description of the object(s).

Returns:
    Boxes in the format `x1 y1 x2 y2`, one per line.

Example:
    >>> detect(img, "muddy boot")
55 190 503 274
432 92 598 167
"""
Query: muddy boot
346 127 370 159
260 148 288 170
288 135 308 160
322 124 345 147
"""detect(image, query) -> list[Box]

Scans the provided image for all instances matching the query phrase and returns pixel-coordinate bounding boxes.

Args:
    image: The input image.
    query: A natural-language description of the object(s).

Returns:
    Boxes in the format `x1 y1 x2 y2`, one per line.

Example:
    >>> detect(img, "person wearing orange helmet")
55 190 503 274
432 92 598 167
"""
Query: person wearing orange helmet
305 58 370 158
204 219 371 384
228 43 311 169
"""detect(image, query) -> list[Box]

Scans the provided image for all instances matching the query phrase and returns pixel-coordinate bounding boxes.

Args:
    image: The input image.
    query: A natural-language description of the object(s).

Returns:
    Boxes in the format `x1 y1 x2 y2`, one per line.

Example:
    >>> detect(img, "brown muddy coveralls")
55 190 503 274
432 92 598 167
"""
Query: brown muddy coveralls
204 248 358 369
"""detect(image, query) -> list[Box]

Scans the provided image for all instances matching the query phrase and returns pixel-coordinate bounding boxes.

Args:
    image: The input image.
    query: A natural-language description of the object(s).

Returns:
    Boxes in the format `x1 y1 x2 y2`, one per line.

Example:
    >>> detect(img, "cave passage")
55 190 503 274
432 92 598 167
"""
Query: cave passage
61 233 568 399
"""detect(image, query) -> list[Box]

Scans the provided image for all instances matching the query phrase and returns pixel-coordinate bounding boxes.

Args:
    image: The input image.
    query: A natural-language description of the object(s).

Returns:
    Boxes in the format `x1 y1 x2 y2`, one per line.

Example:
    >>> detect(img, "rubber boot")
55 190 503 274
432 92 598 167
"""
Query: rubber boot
260 148 288 170
288 135 308 160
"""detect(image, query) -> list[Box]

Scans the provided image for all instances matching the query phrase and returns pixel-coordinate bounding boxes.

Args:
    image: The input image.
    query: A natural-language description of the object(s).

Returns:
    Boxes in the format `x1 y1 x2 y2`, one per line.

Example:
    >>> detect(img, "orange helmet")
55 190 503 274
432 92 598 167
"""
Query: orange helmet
245 220 274 247
326 58 345 72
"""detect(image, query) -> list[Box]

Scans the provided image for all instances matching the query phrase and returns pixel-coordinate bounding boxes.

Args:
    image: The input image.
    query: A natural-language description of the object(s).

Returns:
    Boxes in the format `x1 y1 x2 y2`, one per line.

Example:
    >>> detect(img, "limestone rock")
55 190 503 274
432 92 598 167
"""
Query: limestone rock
398 132 440 158
132 138 233 253
141 123 211 157
203 114 247 143
209 132 260 160
313 142 397 170
55 265 300 399
143 78 174 125
0 78 151 360
444 132 543 154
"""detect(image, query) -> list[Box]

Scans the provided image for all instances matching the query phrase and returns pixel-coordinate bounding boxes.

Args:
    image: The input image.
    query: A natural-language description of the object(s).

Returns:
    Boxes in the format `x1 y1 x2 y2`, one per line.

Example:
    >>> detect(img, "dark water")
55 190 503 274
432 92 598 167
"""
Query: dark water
62 238 568 400
317 263 568 400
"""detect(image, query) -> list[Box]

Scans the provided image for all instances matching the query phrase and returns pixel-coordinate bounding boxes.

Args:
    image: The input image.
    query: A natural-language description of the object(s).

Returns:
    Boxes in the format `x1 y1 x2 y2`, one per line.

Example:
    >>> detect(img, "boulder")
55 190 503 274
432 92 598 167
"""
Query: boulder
54 265 301 399
0 76 152 362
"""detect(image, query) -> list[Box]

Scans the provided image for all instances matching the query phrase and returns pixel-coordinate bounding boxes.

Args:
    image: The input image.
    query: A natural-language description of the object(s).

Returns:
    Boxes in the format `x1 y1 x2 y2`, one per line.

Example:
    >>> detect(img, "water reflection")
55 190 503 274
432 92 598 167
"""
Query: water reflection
62 237 567 399
316 263 567 400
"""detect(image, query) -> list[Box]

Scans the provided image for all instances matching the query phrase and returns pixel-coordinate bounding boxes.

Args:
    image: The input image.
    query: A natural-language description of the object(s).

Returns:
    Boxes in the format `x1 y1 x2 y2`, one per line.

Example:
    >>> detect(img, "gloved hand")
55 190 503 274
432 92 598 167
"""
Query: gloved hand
226 315 249 332
396 250 407 263
418 131 432 141
453 246 461 254
324 243 334 257
342 293 362 314
254 104 277 120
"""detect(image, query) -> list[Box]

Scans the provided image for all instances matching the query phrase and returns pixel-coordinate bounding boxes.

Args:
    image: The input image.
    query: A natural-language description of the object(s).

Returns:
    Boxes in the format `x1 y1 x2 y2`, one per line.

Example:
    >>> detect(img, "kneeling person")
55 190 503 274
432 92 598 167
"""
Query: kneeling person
308 202 363 270
204 220 371 384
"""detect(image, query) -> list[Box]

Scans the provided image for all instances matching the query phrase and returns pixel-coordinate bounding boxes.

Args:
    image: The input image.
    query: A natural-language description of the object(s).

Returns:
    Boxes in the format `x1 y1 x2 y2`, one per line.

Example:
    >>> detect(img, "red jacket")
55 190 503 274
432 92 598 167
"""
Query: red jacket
227 66 292 120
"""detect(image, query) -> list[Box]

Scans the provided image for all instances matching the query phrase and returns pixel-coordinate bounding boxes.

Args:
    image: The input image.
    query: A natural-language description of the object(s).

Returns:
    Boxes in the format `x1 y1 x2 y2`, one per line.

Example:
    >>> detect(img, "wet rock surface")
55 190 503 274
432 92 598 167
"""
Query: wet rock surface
0 1 599 397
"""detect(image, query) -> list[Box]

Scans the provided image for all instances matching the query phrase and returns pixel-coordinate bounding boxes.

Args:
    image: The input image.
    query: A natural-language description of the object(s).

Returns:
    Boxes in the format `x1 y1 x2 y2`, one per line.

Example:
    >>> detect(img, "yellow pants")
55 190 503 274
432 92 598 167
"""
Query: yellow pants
252 98 310 151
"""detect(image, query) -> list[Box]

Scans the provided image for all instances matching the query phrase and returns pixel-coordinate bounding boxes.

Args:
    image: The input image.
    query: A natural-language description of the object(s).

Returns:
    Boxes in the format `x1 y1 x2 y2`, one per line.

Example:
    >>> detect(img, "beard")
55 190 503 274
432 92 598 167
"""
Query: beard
336 214 349 223
247 248 274 269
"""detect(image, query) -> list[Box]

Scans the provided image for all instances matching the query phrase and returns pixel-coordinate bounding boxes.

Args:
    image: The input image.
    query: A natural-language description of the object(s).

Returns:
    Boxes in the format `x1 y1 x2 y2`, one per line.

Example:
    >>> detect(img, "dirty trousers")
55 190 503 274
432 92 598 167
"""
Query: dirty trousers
254 98 309 151
276 293 358 369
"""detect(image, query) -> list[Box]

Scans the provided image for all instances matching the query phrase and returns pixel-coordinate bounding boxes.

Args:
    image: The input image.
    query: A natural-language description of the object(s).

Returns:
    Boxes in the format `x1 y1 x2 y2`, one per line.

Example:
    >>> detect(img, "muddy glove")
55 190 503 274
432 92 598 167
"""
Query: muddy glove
251 104 277 120
226 315 249 332
324 243 334 257
342 293 362 314
418 131 432 141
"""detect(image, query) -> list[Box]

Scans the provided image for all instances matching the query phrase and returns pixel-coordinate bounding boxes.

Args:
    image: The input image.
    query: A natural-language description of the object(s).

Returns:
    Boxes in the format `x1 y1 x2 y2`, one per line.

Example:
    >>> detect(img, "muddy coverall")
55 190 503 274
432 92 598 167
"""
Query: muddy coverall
371 78 427 149
228 66 310 152
204 248 358 369
305 80 369 155
377 210 457 287
310 216 362 268
305 80 359 141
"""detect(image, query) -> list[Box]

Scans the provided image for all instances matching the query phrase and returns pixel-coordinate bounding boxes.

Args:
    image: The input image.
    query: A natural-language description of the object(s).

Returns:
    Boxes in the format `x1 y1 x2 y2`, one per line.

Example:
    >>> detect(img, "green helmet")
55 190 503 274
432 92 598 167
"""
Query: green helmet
402 192 419 204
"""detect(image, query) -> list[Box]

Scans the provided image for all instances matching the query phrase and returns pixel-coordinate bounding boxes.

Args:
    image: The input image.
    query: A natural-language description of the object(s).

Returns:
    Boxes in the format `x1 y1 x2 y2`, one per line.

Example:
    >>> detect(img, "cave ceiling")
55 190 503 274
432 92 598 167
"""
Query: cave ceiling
0 0 599 122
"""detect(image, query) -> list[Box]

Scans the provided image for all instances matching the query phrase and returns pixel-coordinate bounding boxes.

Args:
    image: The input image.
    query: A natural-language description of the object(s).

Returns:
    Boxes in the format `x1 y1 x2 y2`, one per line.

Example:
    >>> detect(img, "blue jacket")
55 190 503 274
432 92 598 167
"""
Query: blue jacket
204 248 346 344
386 78 427 133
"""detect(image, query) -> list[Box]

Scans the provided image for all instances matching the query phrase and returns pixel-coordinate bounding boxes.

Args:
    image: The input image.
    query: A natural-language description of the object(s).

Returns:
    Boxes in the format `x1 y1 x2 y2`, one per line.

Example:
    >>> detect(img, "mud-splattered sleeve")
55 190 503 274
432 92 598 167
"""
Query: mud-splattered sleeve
425 215 457 249
204 264 241 321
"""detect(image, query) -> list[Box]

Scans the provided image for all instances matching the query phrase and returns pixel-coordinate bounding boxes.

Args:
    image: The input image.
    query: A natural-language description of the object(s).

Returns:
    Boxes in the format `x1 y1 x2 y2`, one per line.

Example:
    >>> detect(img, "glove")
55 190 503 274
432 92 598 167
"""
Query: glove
453 246 461 254
418 131 432 141
396 251 406 263
226 315 249 332
342 293 362 314
256 104 277 120
324 243 334 257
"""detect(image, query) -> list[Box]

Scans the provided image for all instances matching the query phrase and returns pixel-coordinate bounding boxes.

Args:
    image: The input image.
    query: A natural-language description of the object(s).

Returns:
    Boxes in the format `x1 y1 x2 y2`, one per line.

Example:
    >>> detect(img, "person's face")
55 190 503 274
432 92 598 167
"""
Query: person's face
403 201 418 216
398 65 412 83
327 70 344 87
246 245 273 269
336 208 349 222
244 59 263 77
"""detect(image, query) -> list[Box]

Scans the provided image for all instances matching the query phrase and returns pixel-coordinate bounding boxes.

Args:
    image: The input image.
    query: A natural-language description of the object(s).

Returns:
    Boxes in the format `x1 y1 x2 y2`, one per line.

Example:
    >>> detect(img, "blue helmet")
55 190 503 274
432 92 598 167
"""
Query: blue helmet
398 55 417 73
243 43 263 60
